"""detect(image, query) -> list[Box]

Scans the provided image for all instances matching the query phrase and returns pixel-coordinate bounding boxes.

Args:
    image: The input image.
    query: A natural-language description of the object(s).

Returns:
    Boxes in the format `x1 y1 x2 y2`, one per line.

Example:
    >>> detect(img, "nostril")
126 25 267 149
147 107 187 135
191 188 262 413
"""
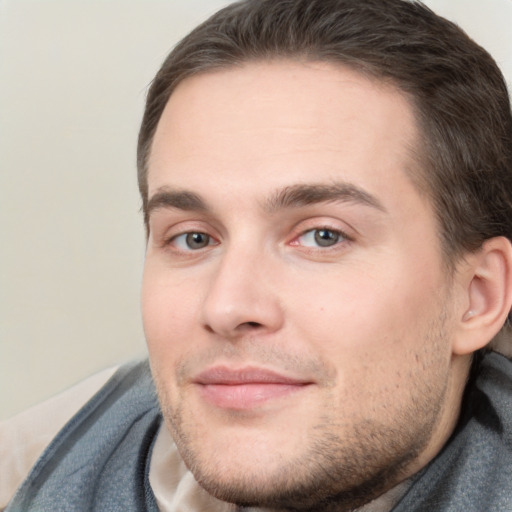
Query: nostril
203 321 261 335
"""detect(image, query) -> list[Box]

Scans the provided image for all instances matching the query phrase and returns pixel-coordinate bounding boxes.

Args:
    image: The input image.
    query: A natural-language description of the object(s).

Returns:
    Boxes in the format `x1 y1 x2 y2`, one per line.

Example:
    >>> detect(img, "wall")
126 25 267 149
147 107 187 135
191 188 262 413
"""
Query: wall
1 0 511 419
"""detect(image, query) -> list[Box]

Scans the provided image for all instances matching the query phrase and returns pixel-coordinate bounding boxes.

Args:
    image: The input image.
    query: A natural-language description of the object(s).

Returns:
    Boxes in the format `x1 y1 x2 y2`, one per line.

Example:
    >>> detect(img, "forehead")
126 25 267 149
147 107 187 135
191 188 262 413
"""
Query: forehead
148 60 422 210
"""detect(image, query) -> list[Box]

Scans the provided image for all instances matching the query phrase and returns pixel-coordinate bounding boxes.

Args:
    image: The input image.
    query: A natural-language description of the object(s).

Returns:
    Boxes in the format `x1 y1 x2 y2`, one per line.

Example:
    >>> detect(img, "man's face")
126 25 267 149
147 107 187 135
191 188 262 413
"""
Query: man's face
142 61 464 510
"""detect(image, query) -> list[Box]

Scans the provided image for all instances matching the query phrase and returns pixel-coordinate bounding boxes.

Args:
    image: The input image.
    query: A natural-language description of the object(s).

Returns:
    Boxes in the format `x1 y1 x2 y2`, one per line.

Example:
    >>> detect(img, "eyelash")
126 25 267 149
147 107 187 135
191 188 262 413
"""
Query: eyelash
164 225 351 255
167 231 218 251
290 226 352 251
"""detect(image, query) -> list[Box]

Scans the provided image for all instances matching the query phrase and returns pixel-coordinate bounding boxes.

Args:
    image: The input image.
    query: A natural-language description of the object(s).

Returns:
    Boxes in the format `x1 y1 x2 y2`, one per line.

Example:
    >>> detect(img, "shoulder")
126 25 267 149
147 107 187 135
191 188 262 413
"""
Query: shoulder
4 360 160 512
0 365 119 510
394 352 512 512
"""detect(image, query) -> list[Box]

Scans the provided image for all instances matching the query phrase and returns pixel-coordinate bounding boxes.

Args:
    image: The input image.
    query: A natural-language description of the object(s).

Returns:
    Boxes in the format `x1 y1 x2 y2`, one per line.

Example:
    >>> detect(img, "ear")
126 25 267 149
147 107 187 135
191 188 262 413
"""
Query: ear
452 236 512 356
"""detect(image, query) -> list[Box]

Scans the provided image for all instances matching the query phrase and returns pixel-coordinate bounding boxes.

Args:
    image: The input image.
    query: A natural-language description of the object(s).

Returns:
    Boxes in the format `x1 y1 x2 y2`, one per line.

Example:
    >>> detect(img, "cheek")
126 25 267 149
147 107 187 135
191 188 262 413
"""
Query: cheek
291 277 450 422
141 266 207 410
287 259 446 369
141 262 201 360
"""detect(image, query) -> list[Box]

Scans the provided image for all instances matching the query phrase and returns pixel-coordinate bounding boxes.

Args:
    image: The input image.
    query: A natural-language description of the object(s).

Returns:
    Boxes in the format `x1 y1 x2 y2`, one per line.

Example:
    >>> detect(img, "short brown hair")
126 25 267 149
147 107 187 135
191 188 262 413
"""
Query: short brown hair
138 0 512 265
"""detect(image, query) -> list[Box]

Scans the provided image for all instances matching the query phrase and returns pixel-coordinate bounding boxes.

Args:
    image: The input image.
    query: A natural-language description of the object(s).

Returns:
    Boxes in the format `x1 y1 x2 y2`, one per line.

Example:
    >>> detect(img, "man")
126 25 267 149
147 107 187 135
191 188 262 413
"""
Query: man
3 0 512 510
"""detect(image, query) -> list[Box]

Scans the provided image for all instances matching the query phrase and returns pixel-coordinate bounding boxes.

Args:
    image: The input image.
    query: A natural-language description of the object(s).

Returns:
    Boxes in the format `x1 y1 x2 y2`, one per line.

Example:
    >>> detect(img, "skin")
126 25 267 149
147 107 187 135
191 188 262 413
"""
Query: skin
142 61 471 511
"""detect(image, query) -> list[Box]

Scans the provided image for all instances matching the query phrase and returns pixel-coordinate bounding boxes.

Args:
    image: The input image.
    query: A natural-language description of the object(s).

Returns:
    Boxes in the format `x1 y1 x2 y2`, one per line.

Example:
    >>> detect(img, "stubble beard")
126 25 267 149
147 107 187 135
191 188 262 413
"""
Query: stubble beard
153 317 452 512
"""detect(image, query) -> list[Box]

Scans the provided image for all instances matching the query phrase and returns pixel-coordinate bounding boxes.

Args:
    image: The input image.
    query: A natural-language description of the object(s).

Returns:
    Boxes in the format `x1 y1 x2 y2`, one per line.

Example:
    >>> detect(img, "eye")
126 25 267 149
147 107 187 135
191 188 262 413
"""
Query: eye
297 228 346 248
171 232 215 250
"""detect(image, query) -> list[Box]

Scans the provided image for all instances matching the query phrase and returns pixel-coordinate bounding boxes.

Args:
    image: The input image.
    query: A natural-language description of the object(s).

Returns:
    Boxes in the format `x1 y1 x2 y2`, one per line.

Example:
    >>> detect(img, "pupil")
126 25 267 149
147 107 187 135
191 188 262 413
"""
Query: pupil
314 229 339 247
186 232 209 249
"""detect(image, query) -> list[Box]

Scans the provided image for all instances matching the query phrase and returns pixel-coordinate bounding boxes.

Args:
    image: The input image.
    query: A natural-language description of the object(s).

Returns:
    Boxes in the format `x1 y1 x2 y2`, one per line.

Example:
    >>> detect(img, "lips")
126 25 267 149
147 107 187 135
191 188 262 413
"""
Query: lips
193 366 312 410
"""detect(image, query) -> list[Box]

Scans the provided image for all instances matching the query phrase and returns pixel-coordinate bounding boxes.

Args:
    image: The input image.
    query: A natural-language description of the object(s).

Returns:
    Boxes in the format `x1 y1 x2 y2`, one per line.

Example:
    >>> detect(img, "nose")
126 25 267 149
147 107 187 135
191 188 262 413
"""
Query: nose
200 247 284 339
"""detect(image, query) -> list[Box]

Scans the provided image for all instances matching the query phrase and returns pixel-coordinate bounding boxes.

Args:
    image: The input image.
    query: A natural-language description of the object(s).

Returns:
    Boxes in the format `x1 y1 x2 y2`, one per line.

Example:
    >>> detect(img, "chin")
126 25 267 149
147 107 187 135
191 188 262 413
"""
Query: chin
163 405 437 512
187 449 408 512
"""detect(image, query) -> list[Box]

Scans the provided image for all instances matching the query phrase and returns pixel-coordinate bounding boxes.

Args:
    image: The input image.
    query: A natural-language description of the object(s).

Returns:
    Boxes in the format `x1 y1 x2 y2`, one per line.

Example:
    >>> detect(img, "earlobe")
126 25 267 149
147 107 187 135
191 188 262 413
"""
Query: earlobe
453 237 512 356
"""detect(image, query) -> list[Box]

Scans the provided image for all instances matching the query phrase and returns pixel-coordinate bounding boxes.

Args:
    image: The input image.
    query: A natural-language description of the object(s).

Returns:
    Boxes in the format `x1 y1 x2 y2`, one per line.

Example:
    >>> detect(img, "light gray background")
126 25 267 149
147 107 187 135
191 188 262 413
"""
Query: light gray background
1 0 511 419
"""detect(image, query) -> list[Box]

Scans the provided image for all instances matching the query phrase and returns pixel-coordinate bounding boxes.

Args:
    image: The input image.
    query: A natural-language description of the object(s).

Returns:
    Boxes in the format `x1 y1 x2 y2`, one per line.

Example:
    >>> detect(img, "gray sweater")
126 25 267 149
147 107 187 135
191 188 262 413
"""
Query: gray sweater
6 353 512 511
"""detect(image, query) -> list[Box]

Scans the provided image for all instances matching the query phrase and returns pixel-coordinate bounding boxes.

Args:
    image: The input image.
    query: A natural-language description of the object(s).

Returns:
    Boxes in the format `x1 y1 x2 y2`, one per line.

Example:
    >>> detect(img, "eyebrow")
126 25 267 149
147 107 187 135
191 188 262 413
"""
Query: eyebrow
146 188 208 217
263 182 386 213
145 181 386 220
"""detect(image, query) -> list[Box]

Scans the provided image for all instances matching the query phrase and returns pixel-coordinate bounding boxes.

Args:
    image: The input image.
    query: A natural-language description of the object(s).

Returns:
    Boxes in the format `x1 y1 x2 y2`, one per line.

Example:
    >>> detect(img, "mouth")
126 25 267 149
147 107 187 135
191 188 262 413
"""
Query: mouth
193 366 313 410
